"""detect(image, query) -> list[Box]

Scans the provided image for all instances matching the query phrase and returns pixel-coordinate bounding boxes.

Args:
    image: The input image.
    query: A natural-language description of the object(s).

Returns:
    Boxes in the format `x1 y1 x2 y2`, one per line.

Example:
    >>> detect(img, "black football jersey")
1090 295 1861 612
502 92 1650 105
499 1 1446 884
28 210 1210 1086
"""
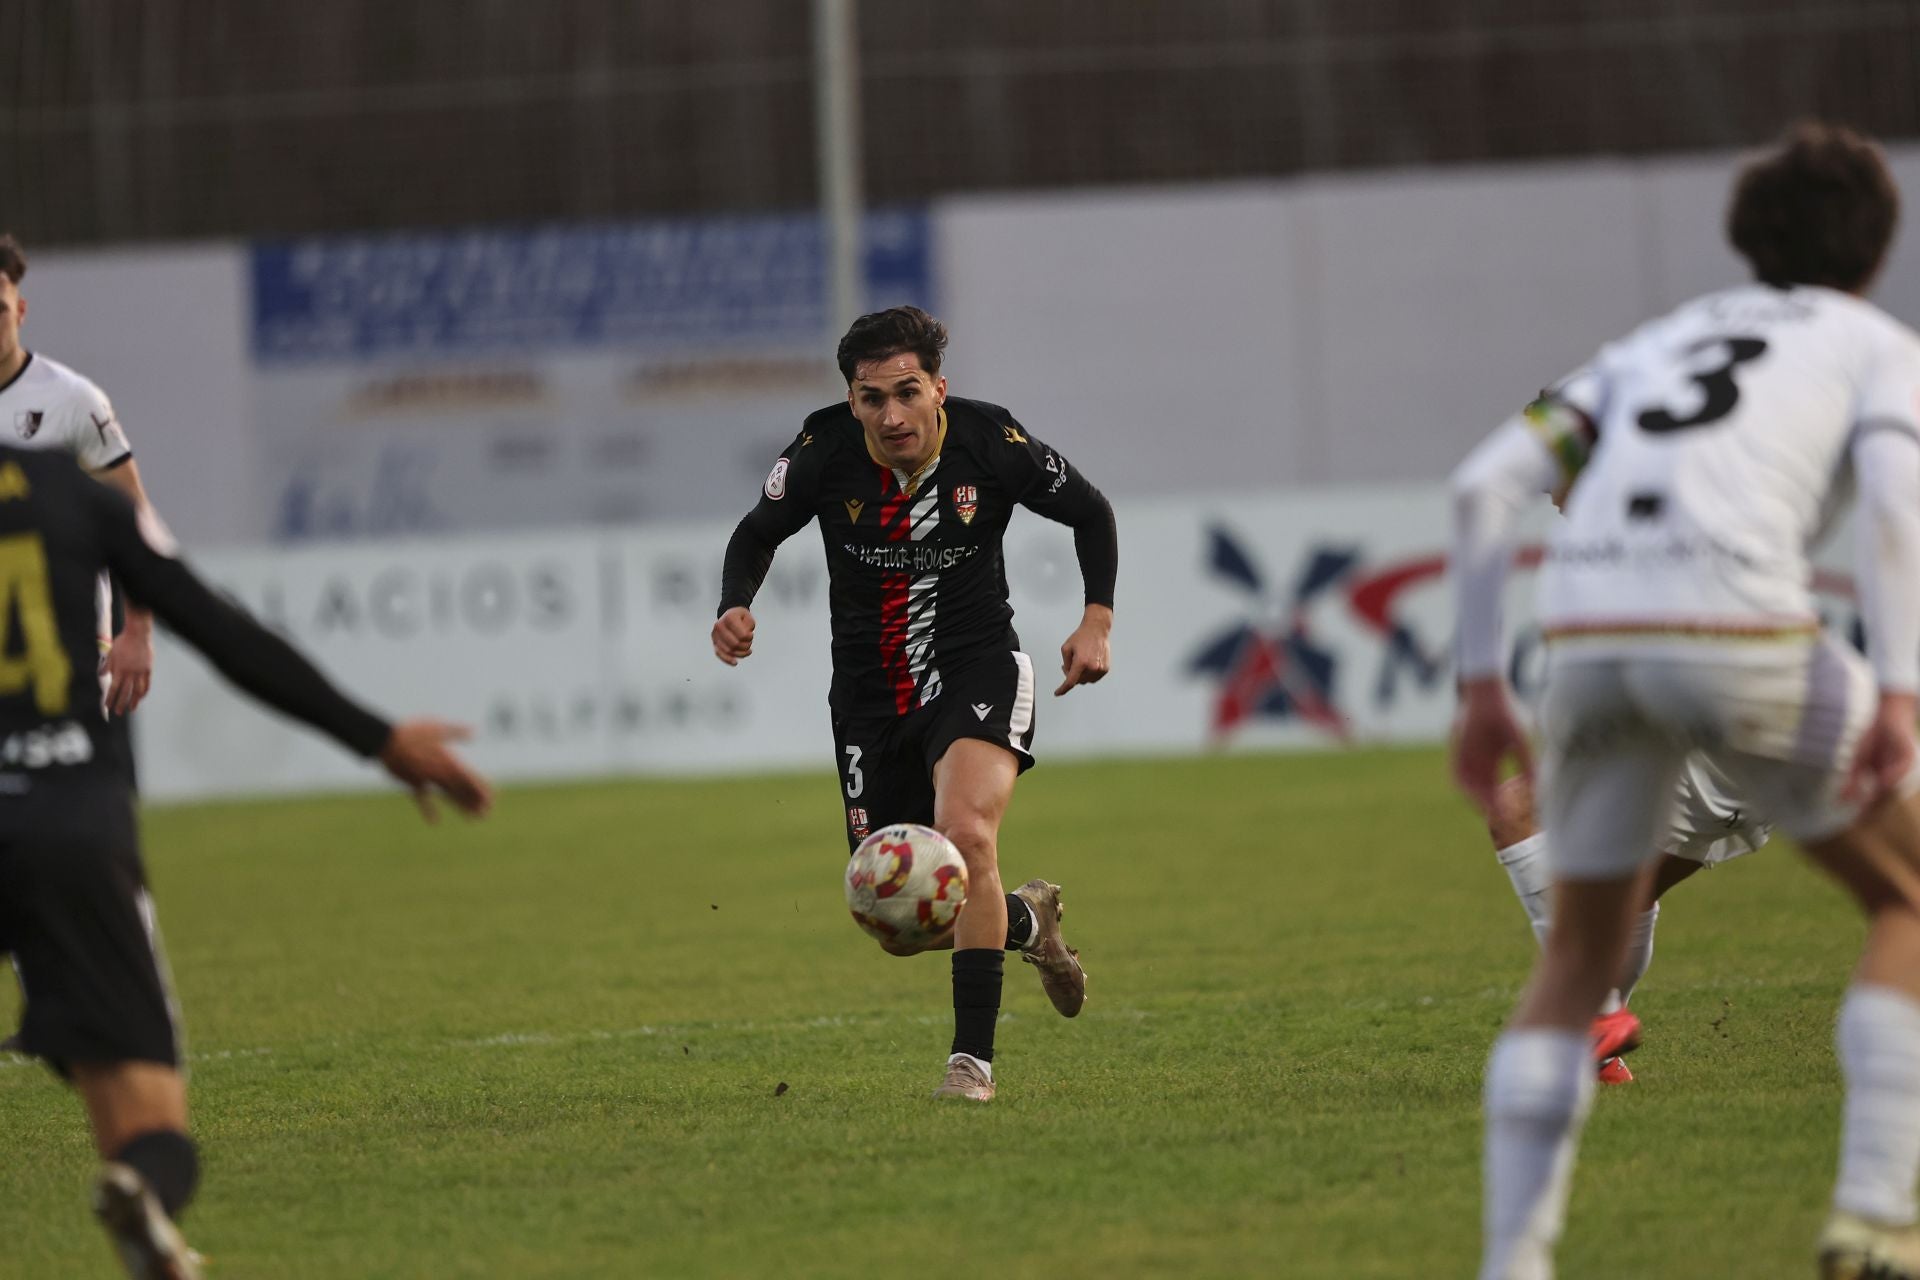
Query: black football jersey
722 396 1113 718
0 446 389 801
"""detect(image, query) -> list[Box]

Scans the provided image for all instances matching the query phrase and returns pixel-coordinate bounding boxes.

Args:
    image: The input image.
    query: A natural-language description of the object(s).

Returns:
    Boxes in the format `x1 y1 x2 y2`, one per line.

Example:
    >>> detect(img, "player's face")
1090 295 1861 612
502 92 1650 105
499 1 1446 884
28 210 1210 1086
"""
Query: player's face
0 278 23 363
849 354 946 472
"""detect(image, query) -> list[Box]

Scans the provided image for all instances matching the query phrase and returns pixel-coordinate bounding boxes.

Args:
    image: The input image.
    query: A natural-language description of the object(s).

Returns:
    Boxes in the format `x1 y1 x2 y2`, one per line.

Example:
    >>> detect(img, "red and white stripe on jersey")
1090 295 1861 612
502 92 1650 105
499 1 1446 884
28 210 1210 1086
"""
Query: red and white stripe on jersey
876 459 945 715
904 475 943 707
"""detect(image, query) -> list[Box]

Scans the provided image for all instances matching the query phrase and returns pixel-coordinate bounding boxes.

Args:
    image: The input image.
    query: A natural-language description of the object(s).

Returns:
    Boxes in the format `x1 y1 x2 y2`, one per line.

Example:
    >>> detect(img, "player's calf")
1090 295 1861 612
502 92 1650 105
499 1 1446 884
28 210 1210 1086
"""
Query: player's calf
1486 775 1539 851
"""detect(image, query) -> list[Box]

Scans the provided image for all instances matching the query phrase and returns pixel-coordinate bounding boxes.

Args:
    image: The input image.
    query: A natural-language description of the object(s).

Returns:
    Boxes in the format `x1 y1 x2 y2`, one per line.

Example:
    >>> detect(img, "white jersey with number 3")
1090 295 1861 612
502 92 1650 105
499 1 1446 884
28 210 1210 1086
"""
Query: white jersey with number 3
1537 284 1920 651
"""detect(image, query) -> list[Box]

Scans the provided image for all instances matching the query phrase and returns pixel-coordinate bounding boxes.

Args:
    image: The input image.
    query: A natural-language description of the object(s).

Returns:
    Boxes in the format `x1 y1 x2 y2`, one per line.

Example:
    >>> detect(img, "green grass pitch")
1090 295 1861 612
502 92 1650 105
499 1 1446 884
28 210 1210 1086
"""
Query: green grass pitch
0 747 1864 1276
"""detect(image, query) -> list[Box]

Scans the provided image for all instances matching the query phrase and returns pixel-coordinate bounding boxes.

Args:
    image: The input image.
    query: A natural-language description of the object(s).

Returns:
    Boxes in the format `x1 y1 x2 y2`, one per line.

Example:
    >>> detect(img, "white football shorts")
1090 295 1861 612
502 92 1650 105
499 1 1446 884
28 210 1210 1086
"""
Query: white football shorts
1663 756 1772 867
1539 637 1878 880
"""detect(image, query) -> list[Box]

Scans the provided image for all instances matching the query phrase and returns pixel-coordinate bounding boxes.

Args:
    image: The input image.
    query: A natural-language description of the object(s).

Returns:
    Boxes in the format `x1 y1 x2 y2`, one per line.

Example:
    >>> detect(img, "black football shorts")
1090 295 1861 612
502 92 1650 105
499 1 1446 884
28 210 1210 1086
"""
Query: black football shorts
0 794 182 1078
829 650 1038 854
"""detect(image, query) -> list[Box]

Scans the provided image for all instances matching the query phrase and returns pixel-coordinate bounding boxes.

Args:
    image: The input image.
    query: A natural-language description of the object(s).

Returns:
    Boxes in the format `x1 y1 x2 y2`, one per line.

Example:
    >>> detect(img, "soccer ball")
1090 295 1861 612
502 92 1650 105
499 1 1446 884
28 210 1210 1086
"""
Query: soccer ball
844 823 969 952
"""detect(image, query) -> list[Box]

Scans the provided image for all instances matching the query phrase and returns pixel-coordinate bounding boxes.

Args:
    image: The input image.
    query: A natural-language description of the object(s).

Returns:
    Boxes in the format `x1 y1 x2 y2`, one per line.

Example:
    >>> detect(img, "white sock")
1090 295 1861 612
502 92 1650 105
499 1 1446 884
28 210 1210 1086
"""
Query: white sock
947 1051 993 1081
1615 904 1659 1006
1835 985 1920 1225
1481 1028 1595 1280
1498 835 1650 1022
1495 834 1554 949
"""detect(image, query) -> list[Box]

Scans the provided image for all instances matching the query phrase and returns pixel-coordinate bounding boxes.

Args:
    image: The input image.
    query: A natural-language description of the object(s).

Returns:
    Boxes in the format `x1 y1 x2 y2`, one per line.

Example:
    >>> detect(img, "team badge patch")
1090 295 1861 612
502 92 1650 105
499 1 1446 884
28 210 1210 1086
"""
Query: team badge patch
13 410 42 440
764 457 790 500
952 484 978 525
848 807 870 839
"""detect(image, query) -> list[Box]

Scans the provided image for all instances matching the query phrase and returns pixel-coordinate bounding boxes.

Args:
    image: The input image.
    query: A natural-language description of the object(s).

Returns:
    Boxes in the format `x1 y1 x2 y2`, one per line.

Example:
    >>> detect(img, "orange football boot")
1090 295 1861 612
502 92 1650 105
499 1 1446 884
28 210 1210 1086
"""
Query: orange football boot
1590 1008 1642 1064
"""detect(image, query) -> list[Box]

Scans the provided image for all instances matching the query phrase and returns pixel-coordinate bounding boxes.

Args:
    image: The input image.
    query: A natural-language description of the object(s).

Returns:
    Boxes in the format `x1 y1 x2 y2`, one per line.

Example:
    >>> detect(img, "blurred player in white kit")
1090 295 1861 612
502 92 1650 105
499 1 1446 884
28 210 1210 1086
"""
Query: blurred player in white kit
1450 123 1920 1278
0 233 159 720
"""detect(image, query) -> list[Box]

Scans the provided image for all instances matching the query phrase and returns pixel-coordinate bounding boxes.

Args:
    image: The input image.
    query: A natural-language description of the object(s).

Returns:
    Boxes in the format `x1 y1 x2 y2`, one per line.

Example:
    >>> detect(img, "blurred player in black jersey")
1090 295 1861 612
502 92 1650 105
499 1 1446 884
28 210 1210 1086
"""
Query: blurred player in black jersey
713 306 1117 1102
0 446 491 1278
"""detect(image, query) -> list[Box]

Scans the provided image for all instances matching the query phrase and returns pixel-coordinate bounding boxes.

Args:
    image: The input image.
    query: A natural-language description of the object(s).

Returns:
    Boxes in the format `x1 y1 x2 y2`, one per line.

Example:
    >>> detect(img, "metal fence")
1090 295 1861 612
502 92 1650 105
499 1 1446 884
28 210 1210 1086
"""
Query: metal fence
2 0 1916 246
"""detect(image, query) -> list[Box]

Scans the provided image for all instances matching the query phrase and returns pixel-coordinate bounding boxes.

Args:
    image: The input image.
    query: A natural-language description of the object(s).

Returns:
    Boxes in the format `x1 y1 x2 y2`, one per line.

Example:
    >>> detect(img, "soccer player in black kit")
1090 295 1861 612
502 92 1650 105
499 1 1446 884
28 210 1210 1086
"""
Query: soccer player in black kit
713 306 1117 1101
0 446 490 1278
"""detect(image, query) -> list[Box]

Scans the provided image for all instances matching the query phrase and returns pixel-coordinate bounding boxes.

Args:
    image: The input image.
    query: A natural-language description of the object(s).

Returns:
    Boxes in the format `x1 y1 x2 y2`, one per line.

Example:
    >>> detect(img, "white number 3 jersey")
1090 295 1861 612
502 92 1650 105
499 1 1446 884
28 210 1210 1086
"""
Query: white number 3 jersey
0 352 133 474
1536 283 1920 648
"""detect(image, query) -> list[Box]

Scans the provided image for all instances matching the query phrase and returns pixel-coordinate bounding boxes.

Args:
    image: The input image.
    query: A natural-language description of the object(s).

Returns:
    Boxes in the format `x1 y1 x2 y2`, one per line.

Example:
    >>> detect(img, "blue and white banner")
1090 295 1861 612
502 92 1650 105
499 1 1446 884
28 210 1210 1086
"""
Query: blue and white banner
247 210 933 541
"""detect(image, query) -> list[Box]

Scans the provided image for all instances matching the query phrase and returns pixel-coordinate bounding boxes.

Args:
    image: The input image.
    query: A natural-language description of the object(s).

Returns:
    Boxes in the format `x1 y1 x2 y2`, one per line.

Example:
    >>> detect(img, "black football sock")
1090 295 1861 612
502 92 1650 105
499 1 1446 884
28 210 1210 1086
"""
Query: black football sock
113 1129 200 1221
1003 892 1036 952
950 948 1004 1063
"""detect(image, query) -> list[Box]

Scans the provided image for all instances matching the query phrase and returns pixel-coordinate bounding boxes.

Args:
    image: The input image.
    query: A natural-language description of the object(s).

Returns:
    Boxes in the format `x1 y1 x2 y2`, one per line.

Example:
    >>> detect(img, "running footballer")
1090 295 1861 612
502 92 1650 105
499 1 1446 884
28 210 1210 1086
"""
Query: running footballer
713 306 1118 1102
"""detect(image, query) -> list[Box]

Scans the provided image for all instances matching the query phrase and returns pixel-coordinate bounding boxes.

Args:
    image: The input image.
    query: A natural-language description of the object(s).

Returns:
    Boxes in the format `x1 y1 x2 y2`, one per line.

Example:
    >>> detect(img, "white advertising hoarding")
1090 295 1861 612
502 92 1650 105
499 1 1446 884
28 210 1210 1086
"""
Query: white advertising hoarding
135 483 1593 803
138 479 1878 804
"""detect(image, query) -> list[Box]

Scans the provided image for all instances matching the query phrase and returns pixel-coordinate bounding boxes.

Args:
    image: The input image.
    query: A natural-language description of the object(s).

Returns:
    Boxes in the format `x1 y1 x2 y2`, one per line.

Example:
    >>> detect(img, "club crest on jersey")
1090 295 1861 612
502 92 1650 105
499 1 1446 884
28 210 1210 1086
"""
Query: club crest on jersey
952 484 978 525
764 457 790 500
13 410 42 440
848 807 870 838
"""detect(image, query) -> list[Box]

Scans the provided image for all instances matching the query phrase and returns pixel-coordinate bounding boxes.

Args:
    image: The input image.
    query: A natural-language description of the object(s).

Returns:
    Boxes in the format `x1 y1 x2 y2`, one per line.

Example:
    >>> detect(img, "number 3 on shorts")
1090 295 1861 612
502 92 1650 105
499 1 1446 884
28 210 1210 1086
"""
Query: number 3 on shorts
842 745 864 799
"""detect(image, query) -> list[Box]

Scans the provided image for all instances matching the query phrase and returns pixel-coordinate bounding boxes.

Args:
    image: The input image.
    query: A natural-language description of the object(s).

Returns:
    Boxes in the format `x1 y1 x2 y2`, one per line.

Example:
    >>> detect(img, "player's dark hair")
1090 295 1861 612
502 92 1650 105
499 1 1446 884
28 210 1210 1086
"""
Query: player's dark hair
1727 122 1899 294
0 234 25 285
836 306 948 384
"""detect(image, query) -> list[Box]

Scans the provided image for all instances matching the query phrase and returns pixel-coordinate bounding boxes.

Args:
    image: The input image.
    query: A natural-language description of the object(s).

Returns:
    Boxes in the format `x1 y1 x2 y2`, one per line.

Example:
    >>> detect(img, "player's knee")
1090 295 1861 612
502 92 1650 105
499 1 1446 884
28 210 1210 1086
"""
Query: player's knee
939 816 998 866
1487 775 1540 849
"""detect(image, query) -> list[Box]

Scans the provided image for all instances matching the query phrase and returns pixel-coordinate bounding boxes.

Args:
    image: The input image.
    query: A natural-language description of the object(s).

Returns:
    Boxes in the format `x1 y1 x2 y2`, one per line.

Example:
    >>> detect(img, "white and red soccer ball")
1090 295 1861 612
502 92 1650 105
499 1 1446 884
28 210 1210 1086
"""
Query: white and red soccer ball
844 823 968 951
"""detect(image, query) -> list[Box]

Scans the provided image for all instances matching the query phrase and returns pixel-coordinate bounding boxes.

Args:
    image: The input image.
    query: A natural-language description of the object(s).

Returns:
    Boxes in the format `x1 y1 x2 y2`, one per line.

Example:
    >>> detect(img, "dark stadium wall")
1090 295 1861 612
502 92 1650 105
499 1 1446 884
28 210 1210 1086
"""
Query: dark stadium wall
1 0 1915 247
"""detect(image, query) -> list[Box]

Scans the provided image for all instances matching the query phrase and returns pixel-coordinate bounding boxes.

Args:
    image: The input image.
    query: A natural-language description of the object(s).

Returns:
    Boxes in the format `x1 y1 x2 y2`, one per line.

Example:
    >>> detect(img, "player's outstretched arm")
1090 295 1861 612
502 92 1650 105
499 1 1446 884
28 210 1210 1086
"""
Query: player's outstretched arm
380 720 493 821
89 485 492 819
712 606 757 665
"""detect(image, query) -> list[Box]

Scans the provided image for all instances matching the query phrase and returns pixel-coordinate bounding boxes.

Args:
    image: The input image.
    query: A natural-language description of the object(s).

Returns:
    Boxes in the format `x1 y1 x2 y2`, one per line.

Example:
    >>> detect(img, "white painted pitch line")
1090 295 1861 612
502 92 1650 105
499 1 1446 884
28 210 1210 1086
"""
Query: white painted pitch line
0 1009 1154 1075
0 1045 274 1074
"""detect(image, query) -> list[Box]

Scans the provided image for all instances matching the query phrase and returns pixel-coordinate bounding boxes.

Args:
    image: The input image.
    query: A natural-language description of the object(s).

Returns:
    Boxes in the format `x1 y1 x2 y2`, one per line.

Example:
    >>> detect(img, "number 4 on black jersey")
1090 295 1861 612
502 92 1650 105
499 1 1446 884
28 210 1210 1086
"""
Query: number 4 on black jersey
0 446 391 794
